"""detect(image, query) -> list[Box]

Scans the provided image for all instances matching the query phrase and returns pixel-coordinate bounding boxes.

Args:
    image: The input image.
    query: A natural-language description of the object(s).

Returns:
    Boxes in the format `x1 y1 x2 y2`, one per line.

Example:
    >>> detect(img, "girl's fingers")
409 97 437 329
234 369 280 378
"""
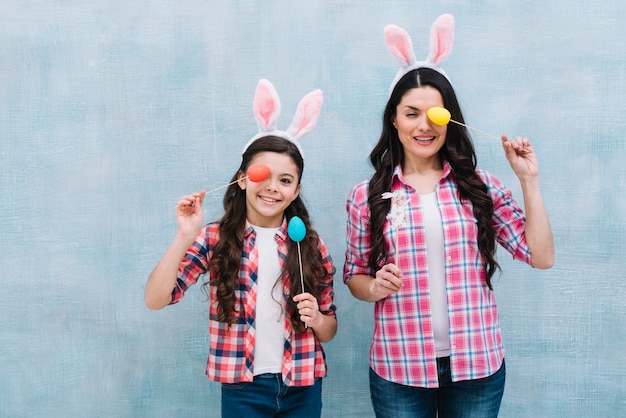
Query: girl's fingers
197 191 206 206
295 296 319 315
177 191 206 208
296 299 318 310
293 292 313 303
299 306 319 324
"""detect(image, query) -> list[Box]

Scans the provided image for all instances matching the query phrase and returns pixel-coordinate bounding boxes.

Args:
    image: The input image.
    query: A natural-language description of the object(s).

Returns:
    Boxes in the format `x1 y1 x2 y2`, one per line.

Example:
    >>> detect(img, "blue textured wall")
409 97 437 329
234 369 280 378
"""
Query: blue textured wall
1 1 625 417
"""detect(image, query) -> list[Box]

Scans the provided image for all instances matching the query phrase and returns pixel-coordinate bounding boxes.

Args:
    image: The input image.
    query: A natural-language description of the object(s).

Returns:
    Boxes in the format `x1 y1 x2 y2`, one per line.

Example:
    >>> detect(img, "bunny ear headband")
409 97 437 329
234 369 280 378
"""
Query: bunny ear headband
241 79 324 159
384 13 455 94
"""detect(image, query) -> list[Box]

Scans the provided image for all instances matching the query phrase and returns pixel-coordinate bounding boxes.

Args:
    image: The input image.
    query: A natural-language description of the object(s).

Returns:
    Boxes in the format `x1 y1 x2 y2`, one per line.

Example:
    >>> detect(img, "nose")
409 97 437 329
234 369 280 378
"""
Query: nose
416 113 431 131
265 176 278 191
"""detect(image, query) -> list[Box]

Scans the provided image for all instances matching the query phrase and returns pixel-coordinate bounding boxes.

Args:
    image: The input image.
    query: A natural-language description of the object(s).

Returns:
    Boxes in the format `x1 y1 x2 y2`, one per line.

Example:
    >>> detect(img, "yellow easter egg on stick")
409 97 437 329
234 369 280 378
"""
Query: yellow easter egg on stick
427 107 451 126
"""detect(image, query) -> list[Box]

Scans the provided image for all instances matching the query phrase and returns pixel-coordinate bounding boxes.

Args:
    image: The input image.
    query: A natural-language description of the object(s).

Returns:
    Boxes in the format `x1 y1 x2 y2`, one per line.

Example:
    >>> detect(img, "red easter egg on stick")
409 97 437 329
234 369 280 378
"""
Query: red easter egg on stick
247 164 270 182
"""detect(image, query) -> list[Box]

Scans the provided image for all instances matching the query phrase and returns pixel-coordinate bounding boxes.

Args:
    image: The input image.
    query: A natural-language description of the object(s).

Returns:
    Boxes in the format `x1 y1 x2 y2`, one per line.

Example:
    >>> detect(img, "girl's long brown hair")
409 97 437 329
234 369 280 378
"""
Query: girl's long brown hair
203 136 334 331
368 68 500 289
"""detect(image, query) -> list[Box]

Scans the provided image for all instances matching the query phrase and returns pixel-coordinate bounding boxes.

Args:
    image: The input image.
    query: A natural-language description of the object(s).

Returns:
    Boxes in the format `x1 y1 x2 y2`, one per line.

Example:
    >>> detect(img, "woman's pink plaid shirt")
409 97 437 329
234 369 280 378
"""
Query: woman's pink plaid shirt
344 162 532 388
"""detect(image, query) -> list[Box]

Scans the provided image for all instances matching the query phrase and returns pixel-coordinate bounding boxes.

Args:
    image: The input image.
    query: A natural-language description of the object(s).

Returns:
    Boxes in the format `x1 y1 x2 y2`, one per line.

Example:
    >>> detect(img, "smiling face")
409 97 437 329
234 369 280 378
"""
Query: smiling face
238 151 301 228
392 85 447 167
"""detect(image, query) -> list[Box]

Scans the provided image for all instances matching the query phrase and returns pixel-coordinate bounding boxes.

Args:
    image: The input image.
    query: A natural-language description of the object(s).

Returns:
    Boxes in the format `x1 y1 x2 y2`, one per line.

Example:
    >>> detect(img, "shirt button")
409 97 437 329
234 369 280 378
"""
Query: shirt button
446 256 452 262
451 345 456 350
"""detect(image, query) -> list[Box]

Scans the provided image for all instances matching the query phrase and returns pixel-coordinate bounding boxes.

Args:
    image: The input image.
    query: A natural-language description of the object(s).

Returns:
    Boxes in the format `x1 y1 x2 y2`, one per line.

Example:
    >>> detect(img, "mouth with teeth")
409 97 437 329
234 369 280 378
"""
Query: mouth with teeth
259 195 280 204
414 135 436 144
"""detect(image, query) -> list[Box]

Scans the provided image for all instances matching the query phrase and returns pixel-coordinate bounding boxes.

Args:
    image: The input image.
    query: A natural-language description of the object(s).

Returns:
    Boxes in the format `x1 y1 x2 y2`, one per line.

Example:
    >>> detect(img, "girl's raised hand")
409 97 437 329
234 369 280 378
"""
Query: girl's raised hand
502 135 539 179
294 293 322 328
175 190 206 238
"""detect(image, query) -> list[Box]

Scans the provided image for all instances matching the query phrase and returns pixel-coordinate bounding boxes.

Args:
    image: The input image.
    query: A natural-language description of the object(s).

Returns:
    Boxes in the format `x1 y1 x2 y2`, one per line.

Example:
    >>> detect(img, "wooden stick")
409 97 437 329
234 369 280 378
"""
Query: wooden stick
394 231 399 265
297 242 304 294
449 119 501 141
297 242 307 328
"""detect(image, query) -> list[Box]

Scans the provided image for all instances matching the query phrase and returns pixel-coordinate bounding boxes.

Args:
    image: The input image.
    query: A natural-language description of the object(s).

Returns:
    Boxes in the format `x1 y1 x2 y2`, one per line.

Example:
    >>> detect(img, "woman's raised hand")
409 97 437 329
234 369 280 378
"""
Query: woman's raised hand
502 135 539 179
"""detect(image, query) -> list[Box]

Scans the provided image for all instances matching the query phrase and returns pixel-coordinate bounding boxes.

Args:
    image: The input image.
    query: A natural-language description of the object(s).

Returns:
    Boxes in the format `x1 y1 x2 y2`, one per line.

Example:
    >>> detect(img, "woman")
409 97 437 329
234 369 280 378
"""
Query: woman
343 16 554 418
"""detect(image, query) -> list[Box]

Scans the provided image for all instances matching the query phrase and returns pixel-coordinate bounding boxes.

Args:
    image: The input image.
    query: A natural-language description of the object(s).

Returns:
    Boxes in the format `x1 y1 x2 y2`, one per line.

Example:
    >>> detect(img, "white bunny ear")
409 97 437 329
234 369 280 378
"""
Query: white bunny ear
286 89 323 141
427 14 454 67
384 25 417 69
252 79 281 133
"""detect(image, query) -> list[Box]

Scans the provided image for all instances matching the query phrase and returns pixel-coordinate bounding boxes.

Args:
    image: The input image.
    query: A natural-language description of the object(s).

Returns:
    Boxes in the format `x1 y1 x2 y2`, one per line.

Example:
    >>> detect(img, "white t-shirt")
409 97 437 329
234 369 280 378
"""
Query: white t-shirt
252 225 286 375
420 192 450 358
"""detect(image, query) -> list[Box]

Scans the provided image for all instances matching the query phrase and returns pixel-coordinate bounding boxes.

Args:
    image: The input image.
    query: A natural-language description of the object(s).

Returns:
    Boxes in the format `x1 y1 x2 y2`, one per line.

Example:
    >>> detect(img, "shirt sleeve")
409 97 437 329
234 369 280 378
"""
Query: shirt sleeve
316 236 337 318
482 171 532 265
343 181 375 283
170 224 213 305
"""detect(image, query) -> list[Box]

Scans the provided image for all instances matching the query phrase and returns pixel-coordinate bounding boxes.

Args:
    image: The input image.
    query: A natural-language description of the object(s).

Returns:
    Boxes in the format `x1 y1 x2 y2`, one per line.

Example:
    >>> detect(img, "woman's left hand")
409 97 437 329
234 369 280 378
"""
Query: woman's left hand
294 293 321 328
502 135 539 179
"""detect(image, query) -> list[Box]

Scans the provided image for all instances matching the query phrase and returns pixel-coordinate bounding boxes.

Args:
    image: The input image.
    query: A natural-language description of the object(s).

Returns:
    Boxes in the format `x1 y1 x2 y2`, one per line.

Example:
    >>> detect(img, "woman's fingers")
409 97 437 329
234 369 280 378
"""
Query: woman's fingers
371 264 403 299
378 264 402 289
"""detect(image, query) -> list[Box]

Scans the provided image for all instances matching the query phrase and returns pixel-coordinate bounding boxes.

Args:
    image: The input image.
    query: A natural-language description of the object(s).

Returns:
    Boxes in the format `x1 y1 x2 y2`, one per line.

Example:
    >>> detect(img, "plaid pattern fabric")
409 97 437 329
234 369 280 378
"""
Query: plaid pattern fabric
344 162 531 388
171 219 336 387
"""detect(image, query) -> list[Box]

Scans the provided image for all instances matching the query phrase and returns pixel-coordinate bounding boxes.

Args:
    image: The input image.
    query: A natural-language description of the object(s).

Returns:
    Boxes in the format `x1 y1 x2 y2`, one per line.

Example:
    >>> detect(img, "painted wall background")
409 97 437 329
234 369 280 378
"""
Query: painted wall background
1 1 624 417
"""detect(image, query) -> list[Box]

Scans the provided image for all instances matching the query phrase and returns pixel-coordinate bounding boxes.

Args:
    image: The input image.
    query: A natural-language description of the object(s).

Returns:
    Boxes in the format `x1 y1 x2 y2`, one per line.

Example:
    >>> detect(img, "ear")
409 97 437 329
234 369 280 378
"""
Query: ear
287 184 302 210
427 14 454 66
384 24 417 69
286 89 323 141
252 79 281 133
236 170 247 190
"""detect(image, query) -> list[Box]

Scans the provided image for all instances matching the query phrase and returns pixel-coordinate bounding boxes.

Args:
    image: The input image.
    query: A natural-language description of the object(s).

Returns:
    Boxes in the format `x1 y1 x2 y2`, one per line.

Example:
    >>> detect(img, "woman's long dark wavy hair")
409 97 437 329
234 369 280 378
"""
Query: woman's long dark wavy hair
203 135 334 331
368 68 500 289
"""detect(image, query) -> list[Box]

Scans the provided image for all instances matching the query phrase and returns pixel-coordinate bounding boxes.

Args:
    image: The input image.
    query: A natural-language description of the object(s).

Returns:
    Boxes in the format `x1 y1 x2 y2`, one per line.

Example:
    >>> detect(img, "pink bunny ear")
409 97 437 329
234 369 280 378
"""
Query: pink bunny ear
384 25 417 68
427 14 454 66
384 14 455 95
252 79 281 133
243 79 323 158
286 89 323 141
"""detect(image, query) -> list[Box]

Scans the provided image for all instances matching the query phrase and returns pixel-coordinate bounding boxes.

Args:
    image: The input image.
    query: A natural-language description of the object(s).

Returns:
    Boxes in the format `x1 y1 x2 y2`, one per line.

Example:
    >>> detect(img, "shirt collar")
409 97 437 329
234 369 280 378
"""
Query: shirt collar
392 160 453 187
244 218 289 241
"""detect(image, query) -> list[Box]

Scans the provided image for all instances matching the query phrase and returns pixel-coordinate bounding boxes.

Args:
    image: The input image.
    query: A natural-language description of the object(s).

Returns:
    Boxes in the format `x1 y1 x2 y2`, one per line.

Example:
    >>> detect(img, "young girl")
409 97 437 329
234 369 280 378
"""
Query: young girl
145 80 337 418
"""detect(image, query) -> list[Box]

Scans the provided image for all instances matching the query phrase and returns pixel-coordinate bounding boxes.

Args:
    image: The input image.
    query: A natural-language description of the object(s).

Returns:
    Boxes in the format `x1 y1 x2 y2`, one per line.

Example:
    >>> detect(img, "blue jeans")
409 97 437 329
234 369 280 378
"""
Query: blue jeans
221 373 322 418
369 357 505 418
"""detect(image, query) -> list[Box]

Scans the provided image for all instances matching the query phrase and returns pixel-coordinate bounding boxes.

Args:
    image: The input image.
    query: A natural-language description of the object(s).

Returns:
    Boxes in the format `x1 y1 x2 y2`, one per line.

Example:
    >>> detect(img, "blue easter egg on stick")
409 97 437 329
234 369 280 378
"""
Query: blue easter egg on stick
288 216 306 242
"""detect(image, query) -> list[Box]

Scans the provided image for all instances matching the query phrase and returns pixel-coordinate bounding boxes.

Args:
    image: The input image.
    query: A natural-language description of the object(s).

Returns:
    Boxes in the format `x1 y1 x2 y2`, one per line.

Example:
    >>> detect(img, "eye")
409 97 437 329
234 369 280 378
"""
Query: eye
280 178 292 185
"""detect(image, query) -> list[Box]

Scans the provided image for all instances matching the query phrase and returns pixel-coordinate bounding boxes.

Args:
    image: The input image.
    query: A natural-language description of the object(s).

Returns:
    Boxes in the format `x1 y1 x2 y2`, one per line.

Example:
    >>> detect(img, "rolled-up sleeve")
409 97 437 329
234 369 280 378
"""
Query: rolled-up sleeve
316 237 337 318
343 181 374 283
481 172 532 265
170 225 213 304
